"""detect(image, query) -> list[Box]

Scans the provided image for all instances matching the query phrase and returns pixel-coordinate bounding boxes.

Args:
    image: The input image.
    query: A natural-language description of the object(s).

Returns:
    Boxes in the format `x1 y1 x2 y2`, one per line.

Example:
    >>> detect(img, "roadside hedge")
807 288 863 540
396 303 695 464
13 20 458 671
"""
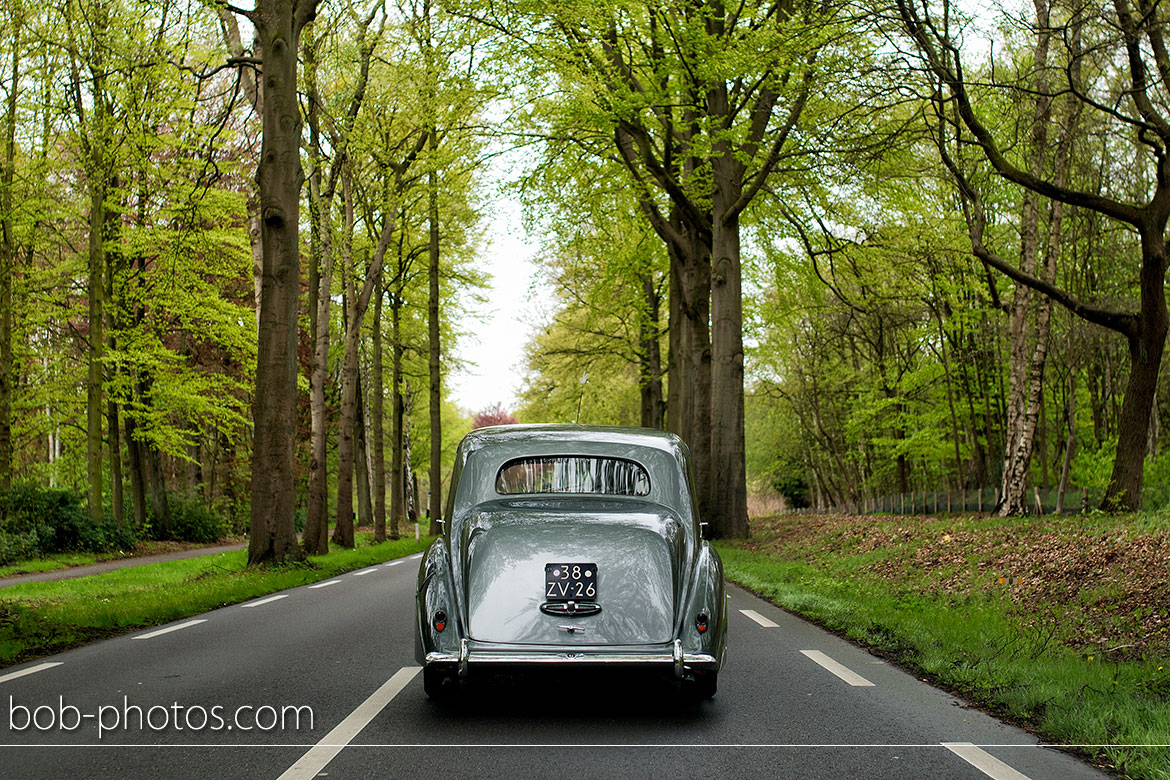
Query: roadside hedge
0 486 138 564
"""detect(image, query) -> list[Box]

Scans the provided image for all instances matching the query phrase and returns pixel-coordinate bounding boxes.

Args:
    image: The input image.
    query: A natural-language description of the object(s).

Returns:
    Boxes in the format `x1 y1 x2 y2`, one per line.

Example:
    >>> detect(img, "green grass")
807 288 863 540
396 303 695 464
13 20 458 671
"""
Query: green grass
0 533 431 668
0 553 100 578
716 542 1170 780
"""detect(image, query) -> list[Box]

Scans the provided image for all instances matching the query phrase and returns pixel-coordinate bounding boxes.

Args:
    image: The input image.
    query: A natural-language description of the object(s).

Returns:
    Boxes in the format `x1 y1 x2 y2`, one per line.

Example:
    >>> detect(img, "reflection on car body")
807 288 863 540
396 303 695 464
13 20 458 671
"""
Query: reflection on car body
414 424 727 699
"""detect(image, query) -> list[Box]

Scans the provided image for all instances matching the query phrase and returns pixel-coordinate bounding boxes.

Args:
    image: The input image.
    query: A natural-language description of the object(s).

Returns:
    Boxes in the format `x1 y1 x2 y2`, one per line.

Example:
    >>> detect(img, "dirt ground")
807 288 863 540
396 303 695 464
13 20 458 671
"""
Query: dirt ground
744 512 1170 659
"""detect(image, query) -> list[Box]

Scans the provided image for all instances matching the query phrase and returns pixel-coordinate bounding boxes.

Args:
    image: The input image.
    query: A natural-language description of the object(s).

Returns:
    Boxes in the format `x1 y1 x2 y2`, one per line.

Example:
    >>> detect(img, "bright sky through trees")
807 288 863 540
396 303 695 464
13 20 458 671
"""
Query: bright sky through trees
447 183 543 413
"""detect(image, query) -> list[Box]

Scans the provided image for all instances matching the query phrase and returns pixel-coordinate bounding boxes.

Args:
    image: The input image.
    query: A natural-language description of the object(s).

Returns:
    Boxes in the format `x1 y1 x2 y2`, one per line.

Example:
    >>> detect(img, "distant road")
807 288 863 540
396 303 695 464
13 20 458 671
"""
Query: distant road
0 555 1111 780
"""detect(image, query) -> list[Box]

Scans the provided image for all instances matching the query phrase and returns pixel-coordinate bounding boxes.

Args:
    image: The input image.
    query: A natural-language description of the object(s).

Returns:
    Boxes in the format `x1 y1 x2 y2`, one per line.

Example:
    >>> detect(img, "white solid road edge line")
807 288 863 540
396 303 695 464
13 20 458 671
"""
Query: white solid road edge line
739 609 779 628
0 662 63 685
241 594 288 609
132 620 207 640
943 742 1032 780
308 580 341 589
800 650 875 687
276 666 420 780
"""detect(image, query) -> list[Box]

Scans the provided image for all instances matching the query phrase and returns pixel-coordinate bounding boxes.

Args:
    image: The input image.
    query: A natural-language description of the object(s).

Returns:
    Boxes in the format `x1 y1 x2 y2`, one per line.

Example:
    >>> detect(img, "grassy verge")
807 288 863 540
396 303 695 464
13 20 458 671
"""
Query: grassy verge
0 533 431 668
0 553 99 578
0 540 246 579
717 512 1170 780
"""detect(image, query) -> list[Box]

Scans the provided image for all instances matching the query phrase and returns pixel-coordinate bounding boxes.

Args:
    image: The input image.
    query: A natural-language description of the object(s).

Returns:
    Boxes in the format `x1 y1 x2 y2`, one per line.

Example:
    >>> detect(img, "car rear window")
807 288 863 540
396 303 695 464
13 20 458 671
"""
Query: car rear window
495 456 651 496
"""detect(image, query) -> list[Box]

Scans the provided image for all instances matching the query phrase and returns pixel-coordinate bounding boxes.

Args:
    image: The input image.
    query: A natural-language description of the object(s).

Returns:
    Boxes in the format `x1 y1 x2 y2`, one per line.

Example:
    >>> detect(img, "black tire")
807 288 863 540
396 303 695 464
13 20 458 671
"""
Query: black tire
423 667 458 700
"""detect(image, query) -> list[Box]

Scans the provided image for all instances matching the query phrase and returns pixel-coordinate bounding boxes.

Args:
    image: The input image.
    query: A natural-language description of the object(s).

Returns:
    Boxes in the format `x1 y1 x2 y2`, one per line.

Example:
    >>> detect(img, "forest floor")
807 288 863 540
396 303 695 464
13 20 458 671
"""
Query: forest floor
719 511 1170 780
739 511 1170 659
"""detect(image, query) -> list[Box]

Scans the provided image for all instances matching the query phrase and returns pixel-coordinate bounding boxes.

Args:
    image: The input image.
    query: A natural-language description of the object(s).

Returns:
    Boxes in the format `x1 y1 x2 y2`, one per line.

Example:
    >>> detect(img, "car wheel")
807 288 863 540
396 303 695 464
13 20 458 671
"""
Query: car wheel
423 666 458 700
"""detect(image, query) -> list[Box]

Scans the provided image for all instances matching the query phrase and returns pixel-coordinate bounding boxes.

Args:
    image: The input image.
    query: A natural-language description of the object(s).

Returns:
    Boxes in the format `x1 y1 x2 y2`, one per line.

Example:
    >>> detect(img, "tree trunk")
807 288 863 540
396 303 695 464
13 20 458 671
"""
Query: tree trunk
354 376 373 527
372 273 386 542
665 245 683 437
672 219 713 521
124 170 150 532
146 443 170 537
391 292 406 540
406 386 418 524
427 136 443 535
708 80 749 540
105 191 123 525
930 301 965 492
333 204 358 548
334 166 396 547
1055 368 1075 513
638 272 665 429
248 0 316 565
302 30 333 556
125 420 146 529
1149 398 1160 457
1102 237 1169 509
0 25 17 497
86 172 106 527
67 0 111 528
997 0 1059 515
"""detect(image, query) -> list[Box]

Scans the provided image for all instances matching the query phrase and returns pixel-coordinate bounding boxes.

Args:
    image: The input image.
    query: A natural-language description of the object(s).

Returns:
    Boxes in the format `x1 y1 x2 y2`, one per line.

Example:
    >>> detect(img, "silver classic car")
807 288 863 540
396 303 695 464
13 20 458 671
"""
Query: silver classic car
414 424 727 699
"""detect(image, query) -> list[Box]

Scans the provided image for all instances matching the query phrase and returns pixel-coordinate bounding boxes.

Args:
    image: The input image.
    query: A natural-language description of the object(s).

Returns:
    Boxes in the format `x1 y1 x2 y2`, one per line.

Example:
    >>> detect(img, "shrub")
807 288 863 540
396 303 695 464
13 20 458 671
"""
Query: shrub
0 485 138 561
165 495 228 543
0 528 43 565
772 473 810 510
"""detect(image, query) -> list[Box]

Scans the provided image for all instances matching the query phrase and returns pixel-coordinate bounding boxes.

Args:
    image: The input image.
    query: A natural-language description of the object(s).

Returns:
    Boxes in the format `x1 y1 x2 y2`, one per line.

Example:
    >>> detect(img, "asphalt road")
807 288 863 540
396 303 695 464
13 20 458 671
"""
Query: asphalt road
0 554 1112 780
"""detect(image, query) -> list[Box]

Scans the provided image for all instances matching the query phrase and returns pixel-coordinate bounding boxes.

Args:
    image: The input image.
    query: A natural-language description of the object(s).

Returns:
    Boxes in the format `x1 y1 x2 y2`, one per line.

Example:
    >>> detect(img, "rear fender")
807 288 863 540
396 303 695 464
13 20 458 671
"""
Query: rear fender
415 538 461 665
679 542 727 668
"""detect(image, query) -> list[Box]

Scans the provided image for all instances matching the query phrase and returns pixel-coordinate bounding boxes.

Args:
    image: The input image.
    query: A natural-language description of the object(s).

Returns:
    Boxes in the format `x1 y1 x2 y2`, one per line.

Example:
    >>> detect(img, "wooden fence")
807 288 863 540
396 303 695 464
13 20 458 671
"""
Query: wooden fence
797 486 1101 516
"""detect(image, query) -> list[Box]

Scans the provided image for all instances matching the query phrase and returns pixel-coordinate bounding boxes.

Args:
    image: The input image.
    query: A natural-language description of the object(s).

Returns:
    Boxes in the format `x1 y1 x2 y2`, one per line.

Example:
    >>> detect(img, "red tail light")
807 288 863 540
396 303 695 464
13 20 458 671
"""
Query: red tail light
434 610 447 632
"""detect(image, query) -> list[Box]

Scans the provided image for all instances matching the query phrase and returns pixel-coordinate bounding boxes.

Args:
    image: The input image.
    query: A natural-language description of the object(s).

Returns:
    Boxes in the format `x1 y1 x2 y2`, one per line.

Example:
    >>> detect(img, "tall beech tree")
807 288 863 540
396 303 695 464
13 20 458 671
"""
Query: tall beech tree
301 6 382 555
330 99 429 548
64 0 121 528
478 0 839 537
0 2 20 496
242 0 320 565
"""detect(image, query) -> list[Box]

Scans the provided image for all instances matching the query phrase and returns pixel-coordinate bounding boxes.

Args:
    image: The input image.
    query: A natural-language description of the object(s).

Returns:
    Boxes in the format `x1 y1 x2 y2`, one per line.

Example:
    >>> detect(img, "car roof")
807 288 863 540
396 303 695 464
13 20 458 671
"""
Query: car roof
459 424 685 455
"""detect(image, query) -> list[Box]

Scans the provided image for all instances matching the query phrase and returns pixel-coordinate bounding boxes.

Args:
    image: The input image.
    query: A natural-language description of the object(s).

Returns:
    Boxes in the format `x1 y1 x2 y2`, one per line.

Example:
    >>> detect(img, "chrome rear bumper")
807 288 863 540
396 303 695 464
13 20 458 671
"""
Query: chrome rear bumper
425 638 718 680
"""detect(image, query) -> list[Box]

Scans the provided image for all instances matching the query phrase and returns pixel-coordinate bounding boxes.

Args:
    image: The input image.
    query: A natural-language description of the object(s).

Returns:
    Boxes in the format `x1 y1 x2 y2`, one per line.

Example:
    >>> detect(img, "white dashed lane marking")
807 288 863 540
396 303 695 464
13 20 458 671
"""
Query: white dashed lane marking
384 560 404 567
943 743 1032 780
739 609 779 628
352 568 379 577
276 666 420 780
0 662 63 685
241 594 288 609
309 580 341 589
800 650 875 687
132 620 207 640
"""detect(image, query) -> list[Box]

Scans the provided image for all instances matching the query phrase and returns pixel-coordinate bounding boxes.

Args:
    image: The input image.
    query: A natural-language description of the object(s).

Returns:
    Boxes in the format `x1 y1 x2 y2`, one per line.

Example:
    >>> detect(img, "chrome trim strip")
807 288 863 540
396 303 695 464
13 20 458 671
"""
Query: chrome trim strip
458 638 470 678
672 639 684 678
428 649 718 668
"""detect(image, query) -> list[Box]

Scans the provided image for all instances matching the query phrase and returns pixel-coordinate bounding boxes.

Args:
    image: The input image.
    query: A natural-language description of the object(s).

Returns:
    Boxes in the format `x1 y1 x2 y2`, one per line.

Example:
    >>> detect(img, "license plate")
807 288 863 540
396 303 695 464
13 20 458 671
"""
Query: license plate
544 563 597 601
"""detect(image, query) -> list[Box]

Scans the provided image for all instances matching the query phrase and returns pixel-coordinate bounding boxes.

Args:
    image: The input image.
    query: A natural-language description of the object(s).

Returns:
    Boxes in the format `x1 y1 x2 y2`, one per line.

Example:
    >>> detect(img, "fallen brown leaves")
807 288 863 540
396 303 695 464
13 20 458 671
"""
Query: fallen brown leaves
745 512 1170 659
